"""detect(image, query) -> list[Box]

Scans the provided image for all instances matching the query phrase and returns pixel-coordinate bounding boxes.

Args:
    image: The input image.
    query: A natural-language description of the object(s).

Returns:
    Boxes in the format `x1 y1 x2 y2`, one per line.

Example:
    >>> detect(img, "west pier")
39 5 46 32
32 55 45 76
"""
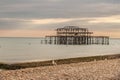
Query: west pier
44 26 109 45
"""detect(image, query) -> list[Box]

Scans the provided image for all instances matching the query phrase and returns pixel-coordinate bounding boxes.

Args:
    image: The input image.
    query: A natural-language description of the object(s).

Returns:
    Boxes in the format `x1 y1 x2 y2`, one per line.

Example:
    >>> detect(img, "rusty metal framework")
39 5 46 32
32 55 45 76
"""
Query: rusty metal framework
44 26 109 45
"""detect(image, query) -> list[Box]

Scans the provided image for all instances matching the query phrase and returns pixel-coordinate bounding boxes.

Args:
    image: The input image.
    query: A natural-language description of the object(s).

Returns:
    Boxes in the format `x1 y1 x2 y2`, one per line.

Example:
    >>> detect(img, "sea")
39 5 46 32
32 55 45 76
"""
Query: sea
0 37 120 63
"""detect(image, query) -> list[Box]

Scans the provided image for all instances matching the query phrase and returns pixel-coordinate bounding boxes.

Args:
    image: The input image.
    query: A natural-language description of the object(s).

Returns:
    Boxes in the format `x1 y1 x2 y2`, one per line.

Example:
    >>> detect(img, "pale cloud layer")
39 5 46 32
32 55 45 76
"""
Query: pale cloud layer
88 15 120 23
0 0 120 37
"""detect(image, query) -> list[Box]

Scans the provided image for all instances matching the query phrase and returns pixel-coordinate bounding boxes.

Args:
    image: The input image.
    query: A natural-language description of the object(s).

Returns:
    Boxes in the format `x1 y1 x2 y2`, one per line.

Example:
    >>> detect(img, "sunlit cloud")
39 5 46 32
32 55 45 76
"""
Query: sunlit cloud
30 15 120 25
0 0 119 38
88 15 120 24
0 15 120 38
1 15 120 25
30 18 74 24
0 18 77 24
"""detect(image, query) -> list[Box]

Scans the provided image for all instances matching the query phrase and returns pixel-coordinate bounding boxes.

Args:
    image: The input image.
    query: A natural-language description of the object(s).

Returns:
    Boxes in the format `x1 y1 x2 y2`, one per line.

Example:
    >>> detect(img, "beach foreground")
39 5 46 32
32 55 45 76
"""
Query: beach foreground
0 59 120 80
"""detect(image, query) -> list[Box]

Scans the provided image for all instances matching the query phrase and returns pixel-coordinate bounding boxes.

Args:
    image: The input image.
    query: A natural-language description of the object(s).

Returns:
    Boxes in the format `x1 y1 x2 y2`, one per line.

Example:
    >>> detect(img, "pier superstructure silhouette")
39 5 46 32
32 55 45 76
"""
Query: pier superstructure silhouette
44 26 109 45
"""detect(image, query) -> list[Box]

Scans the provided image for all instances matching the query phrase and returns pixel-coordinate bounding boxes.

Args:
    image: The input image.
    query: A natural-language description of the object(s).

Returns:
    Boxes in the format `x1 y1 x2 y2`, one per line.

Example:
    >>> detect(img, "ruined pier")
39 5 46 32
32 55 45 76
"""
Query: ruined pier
44 26 109 45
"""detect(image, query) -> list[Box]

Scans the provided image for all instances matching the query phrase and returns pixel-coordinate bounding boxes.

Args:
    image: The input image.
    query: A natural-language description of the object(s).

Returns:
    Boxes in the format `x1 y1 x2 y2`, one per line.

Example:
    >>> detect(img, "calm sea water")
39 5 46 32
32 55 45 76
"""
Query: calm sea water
0 37 120 63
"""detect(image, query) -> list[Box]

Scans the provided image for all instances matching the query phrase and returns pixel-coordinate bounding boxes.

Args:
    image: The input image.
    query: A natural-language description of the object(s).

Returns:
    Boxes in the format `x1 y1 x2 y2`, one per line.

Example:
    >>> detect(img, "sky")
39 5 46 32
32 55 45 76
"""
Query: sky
0 0 120 38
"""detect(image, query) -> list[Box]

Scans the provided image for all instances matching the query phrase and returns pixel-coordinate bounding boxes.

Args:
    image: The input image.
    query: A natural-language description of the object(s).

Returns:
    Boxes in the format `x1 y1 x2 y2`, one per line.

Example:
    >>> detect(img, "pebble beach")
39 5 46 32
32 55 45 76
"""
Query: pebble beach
0 59 120 80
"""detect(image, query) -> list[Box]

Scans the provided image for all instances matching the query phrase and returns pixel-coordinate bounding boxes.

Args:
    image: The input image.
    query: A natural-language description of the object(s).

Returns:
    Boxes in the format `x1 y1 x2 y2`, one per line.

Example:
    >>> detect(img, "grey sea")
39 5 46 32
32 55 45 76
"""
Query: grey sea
0 37 120 63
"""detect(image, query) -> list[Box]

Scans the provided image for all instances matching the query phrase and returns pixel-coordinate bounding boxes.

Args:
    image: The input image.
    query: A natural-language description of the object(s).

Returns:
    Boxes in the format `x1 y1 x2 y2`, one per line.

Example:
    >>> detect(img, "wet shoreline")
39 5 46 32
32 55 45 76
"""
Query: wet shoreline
0 54 120 70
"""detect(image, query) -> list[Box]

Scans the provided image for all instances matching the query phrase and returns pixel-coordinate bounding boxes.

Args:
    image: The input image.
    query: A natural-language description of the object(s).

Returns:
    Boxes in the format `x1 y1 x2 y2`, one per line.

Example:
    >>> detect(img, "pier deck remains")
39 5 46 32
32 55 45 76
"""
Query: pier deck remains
44 26 109 45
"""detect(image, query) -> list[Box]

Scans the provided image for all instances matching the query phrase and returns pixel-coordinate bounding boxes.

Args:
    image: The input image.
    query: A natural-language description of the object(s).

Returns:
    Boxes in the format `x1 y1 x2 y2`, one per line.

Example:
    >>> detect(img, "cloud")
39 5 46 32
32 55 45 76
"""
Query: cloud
0 14 120 30
0 0 120 19
0 18 74 24
0 0 120 37
0 18 77 30
30 18 74 24
88 15 120 23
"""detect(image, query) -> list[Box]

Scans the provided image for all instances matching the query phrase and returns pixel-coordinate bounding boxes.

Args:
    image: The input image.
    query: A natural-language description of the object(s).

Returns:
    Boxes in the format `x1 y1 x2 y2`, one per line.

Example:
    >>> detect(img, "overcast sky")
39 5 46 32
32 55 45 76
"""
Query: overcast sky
0 0 120 37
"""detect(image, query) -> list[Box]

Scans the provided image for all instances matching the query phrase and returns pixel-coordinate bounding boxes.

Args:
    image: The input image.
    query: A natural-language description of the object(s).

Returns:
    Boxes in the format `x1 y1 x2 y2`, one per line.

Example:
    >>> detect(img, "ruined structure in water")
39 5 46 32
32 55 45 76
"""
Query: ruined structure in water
44 26 109 45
